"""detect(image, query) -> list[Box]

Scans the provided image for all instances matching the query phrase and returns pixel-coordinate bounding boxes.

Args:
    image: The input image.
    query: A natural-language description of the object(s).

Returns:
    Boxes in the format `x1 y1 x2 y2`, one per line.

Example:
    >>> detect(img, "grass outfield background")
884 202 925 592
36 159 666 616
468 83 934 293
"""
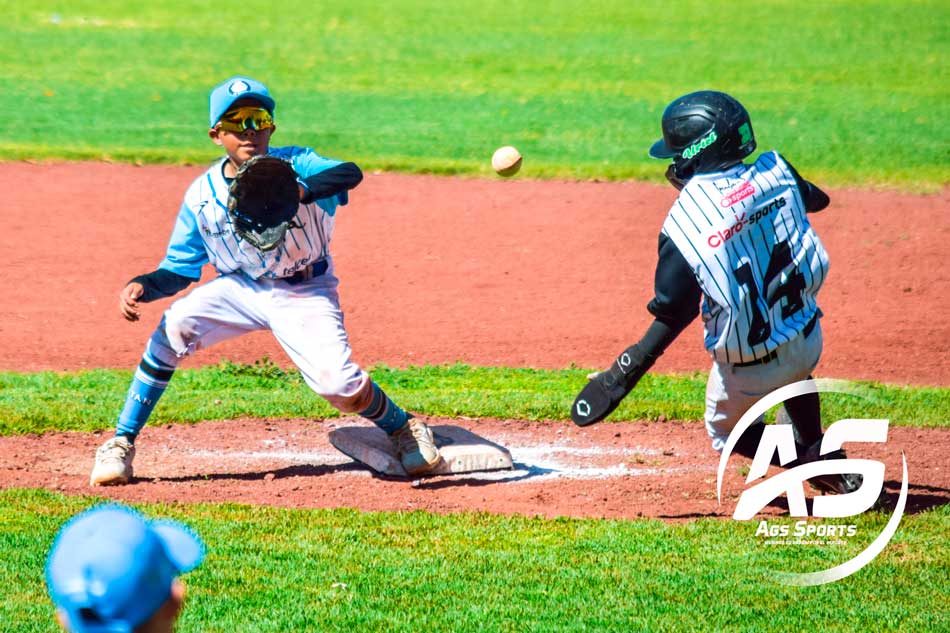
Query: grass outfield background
1 0 947 188
2 363 950 436
3 490 949 632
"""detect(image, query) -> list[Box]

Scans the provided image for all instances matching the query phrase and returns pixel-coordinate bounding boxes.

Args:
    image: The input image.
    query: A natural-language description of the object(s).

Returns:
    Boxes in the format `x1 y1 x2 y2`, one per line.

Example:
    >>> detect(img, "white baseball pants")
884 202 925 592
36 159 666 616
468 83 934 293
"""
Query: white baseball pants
152 270 367 406
705 321 823 453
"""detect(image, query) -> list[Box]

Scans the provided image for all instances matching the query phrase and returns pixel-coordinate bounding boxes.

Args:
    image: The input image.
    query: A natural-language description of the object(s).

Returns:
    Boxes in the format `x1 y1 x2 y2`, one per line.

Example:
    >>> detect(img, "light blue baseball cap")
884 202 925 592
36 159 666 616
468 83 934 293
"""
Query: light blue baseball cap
45 504 205 633
209 76 276 127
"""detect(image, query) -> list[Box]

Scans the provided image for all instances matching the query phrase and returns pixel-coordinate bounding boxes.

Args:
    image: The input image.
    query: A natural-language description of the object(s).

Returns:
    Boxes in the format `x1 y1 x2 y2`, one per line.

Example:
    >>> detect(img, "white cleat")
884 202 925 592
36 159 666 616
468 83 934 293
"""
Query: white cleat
390 418 443 476
90 436 136 486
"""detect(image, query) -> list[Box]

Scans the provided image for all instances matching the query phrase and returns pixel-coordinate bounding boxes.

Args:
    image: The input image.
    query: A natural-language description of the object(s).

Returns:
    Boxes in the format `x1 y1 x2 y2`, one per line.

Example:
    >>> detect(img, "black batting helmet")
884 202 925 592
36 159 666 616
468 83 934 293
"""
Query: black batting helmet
649 90 756 187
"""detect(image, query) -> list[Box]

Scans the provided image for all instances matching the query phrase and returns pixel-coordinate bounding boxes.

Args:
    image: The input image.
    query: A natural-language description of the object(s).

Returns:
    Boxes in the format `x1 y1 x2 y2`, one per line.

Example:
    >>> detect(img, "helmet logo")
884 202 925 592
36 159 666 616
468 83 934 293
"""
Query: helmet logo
738 122 753 145
681 131 717 160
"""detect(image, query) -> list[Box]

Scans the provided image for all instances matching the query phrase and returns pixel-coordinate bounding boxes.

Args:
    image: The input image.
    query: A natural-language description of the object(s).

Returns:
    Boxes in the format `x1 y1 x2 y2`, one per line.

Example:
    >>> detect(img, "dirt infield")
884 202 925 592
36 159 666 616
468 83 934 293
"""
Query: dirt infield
2 163 948 384
0 163 947 518
1 417 946 520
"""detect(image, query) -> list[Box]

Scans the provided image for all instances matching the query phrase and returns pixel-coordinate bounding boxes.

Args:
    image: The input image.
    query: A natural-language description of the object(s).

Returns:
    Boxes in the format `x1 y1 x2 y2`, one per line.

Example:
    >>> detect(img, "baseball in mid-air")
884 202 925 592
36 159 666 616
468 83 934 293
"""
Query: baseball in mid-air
492 146 522 177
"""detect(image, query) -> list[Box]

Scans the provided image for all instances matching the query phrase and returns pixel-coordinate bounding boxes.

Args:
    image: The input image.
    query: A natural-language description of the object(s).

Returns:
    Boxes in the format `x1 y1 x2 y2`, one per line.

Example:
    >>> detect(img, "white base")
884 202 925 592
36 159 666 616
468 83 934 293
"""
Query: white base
328 424 514 477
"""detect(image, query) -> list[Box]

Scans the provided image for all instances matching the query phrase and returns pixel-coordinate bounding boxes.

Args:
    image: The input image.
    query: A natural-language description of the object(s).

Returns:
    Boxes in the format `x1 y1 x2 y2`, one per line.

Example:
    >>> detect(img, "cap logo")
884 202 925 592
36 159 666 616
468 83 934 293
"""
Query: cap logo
682 130 717 160
228 80 251 95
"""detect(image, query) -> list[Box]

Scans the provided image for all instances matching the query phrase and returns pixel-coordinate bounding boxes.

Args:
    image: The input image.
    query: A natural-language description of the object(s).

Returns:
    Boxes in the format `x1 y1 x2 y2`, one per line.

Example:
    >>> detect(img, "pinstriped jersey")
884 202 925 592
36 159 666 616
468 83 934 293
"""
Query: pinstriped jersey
158 146 345 281
661 151 829 364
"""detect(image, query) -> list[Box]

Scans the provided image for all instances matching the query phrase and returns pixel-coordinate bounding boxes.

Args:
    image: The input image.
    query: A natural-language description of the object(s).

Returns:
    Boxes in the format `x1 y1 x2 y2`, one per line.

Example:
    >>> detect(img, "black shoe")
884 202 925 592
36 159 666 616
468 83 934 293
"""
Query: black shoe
799 446 864 495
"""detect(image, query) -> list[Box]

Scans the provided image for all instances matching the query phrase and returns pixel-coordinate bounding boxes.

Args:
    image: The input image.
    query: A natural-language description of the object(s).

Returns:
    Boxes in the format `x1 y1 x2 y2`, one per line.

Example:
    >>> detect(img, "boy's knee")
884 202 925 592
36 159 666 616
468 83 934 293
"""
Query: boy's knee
162 314 200 357
321 372 372 413
147 321 186 366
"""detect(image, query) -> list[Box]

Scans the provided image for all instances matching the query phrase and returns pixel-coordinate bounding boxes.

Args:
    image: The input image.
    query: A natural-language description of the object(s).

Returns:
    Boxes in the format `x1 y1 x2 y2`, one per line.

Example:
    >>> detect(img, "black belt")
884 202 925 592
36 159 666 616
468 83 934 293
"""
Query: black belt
733 314 818 368
285 260 329 284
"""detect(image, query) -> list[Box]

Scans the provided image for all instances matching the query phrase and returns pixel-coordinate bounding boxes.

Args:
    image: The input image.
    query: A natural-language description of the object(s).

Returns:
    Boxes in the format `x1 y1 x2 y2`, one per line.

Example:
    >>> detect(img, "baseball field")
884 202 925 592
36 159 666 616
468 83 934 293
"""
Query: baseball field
2 1 949 631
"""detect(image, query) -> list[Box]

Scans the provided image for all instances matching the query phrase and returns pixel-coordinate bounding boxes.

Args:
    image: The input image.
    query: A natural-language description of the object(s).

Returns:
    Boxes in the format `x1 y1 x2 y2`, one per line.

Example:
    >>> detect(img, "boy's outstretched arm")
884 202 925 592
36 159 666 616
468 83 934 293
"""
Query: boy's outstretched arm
119 202 206 321
571 234 701 426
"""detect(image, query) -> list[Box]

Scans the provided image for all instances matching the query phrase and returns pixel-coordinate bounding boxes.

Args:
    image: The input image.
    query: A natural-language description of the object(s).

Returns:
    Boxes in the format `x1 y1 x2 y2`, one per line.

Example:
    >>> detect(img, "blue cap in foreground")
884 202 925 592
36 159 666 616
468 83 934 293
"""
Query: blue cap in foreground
46 504 205 633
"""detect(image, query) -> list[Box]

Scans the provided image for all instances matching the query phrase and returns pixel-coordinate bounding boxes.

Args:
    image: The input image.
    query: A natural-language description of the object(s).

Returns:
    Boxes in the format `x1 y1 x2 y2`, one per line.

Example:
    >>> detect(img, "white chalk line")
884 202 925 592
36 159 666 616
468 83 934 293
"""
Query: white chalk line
183 443 710 482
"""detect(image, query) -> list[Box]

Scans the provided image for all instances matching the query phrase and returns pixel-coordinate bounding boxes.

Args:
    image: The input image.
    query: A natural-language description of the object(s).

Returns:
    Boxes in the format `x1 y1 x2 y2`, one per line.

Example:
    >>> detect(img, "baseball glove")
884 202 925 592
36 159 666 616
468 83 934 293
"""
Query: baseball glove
227 155 300 251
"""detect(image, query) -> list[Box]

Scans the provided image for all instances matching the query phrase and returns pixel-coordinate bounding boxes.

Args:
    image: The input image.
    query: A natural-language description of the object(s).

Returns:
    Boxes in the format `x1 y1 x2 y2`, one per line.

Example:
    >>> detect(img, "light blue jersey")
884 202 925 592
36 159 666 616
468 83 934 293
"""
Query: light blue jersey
90 76 439 486
159 146 346 280
661 151 829 365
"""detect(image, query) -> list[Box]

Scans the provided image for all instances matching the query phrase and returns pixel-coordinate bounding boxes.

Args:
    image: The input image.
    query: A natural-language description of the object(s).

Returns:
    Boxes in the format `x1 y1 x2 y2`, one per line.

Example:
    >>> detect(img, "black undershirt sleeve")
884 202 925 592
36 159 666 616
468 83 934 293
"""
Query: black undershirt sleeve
780 153 830 212
577 314 691 423
626 233 703 371
571 233 702 425
129 269 198 302
647 233 702 328
300 162 363 203
623 318 688 380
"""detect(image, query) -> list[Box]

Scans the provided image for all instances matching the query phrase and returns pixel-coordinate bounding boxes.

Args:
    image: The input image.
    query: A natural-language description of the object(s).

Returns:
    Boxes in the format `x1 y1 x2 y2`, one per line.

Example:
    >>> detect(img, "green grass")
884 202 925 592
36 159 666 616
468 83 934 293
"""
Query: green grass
1 362 948 436
2 1 947 188
3 489 947 632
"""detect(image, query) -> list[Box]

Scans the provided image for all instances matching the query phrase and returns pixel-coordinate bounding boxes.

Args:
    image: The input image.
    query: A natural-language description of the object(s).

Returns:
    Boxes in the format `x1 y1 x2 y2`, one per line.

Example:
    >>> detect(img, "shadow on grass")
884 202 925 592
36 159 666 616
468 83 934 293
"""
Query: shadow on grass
881 479 950 515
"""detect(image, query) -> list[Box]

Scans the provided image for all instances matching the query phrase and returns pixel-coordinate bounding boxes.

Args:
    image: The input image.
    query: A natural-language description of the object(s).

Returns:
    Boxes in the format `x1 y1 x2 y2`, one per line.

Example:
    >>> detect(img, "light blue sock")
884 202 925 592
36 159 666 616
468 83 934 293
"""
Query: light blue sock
359 382 410 434
115 350 176 441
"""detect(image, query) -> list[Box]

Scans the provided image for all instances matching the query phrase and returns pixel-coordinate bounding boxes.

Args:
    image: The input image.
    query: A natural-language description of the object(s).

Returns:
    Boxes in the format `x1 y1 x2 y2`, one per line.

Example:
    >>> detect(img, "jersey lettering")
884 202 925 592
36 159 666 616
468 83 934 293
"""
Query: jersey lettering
661 151 829 363
720 181 755 207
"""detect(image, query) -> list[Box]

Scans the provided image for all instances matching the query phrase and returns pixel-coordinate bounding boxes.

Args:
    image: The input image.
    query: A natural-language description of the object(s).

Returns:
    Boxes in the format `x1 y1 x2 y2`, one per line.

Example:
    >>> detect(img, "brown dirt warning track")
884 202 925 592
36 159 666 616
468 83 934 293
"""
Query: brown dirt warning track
0 162 947 519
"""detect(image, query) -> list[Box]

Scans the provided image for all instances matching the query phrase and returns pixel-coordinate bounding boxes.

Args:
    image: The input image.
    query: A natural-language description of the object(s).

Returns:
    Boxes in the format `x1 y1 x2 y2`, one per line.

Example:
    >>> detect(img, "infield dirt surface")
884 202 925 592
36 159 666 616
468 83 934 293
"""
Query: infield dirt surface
0 163 947 518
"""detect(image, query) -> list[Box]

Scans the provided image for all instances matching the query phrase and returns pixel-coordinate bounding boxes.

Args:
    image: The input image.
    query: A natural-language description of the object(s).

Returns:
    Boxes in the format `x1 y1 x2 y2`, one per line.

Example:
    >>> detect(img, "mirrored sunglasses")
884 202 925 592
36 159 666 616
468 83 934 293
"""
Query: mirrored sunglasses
216 107 274 133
